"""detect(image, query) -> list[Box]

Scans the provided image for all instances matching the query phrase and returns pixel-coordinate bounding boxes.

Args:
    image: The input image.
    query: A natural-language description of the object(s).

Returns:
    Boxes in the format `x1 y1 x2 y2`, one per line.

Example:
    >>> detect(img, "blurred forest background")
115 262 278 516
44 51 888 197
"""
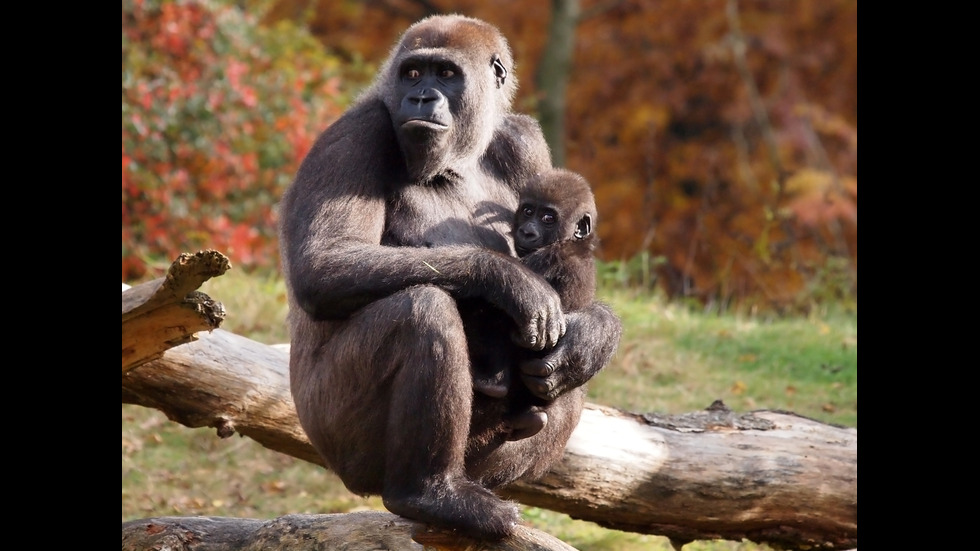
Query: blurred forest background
122 0 857 313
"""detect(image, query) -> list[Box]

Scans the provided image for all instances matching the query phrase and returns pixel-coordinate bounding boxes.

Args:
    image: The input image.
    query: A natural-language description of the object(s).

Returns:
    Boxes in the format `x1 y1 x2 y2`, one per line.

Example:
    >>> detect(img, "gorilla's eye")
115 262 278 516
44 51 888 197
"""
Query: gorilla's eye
521 205 534 217
439 68 456 79
541 213 556 225
404 68 421 80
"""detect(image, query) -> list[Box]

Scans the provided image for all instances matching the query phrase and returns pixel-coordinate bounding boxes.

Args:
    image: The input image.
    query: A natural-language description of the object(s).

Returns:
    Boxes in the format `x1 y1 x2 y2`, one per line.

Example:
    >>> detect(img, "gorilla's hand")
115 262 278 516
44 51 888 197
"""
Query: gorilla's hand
489 255 566 351
510 275 566 351
518 303 622 401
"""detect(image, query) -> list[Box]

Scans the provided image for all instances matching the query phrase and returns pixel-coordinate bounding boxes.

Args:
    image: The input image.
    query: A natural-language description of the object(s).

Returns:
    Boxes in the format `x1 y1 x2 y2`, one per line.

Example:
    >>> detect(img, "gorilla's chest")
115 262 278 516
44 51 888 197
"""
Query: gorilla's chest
384 174 518 255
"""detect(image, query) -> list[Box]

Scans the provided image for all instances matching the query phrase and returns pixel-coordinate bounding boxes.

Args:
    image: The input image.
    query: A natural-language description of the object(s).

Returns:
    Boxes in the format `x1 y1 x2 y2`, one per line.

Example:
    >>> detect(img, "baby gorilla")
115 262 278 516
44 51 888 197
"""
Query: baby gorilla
471 168 598 440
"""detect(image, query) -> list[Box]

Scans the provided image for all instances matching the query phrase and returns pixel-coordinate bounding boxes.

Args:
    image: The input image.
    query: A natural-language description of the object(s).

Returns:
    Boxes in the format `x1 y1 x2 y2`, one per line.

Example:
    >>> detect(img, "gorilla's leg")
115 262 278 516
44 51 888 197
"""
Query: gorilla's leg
467 386 586 488
379 287 521 539
312 286 520 539
462 303 514 399
503 409 548 441
501 368 550 441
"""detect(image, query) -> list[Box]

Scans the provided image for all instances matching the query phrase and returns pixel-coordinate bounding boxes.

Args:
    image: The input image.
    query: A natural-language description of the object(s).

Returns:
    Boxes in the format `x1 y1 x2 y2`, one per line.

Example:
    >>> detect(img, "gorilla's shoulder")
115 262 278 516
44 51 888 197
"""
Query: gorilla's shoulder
484 113 552 186
496 114 550 158
313 99 398 158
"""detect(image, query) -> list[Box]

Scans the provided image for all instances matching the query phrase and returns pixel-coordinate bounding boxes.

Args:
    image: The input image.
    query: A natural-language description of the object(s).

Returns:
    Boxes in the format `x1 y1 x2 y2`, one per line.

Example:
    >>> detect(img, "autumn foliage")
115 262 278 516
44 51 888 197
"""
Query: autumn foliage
123 0 856 311
564 0 857 311
121 0 353 281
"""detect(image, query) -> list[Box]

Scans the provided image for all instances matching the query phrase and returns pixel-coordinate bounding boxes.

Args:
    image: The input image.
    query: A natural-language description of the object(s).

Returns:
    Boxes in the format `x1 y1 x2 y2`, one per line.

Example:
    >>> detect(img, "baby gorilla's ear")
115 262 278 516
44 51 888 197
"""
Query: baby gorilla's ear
574 214 592 239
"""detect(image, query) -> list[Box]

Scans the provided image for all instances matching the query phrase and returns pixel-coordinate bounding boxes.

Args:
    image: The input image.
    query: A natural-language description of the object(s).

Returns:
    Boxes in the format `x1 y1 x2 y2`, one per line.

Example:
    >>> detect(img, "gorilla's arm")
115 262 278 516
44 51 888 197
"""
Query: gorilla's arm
518 301 622 400
520 236 597 312
518 236 610 399
279 101 566 350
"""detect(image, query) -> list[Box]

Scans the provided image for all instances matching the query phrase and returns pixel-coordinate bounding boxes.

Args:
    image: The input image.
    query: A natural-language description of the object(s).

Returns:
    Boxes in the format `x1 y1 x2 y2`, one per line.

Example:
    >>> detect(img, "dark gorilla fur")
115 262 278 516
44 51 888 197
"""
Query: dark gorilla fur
470 168 600 440
278 14 622 540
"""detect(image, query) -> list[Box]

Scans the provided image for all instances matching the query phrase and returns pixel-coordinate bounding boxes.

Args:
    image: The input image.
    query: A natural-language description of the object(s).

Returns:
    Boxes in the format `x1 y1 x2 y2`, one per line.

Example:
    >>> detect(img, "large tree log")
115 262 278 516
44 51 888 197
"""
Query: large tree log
122 328 857 550
121 511 578 551
122 252 856 549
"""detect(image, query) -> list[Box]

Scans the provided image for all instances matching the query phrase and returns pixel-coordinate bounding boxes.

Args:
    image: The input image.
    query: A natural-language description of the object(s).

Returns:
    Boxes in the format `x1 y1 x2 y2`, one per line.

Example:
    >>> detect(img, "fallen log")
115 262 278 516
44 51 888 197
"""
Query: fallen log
121 511 578 551
122 329 857 549
121 252 856 549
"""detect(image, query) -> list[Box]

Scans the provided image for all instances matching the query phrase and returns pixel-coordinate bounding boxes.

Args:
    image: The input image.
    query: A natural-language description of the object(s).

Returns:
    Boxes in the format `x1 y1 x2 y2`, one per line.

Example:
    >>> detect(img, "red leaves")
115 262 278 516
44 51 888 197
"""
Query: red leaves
122 1 349 281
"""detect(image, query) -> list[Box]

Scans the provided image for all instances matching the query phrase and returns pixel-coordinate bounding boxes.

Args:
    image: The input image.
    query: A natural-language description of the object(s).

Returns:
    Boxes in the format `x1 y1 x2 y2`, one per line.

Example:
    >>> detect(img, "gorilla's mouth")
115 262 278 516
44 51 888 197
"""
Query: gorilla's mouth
402 119 449 131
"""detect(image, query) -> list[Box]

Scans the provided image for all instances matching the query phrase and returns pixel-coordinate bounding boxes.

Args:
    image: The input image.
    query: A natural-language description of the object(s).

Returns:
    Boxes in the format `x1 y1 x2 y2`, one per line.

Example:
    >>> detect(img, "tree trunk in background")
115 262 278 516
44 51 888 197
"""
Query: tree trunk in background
536 0 579 167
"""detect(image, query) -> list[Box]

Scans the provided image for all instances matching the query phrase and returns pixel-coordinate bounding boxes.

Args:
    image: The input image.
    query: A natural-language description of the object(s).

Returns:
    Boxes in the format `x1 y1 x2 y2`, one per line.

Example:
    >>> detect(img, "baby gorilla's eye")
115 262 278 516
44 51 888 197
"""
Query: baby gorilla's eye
522 206 534 217
541 213 556 225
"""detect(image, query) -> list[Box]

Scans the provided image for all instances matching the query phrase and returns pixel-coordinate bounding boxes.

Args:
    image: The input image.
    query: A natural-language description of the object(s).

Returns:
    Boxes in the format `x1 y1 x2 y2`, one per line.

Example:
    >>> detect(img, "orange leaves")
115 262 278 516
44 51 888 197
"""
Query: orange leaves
556 0 858 310
619 104 670 148
785 170 857 228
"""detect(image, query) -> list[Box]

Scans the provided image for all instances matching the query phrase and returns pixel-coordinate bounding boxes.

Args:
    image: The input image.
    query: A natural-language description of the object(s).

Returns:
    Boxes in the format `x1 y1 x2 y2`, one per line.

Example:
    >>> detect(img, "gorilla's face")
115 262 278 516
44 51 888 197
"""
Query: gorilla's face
390 55 462 159
514 201 560 257
379 18 513 183
393 58 462 131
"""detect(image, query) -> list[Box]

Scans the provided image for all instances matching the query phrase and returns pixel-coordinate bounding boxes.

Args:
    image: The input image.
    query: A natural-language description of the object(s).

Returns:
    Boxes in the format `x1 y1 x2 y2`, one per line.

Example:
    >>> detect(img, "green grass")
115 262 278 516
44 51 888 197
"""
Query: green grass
123 269 856 550
596 289 857 427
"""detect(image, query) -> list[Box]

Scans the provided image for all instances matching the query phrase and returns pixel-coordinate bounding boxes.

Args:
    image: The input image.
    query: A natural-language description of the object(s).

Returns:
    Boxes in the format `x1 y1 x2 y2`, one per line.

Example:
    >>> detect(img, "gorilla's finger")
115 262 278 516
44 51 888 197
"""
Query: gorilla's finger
520 357 555 377
519 373 553 399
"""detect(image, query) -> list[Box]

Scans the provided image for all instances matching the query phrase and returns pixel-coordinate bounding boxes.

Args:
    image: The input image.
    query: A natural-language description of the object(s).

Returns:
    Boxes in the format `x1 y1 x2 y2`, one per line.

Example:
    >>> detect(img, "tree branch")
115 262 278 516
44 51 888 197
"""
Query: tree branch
121 249 229 373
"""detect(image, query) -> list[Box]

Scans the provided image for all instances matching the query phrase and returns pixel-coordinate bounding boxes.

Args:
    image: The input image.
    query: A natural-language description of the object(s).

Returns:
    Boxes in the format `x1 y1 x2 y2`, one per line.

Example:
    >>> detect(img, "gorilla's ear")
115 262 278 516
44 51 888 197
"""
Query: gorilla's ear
574 214 592 239
492 55 507 88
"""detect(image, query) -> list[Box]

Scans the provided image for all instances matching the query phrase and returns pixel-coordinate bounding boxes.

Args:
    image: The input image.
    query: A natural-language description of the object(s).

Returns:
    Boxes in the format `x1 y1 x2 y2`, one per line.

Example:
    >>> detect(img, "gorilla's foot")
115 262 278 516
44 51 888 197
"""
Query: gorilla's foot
473 378 508 398
505 410 548 441
382 476 520 540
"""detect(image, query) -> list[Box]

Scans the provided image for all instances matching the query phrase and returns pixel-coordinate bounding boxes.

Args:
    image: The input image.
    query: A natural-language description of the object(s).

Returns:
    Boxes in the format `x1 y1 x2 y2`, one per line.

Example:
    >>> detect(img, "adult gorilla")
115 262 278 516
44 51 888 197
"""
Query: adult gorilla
279 14 622 540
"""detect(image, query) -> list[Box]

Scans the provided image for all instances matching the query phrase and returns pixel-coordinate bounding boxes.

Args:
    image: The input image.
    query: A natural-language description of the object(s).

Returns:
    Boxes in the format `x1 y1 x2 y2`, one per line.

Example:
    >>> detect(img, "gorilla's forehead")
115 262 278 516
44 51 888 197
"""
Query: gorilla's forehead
399 21 510 67
397 48 465 65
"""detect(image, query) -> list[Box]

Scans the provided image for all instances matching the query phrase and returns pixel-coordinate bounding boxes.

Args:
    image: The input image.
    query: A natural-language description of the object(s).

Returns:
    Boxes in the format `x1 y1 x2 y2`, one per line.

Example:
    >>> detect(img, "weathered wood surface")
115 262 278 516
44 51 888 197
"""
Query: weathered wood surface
504 402 856 549
122 328 857 549
121 511 578 551
121 249 229 373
